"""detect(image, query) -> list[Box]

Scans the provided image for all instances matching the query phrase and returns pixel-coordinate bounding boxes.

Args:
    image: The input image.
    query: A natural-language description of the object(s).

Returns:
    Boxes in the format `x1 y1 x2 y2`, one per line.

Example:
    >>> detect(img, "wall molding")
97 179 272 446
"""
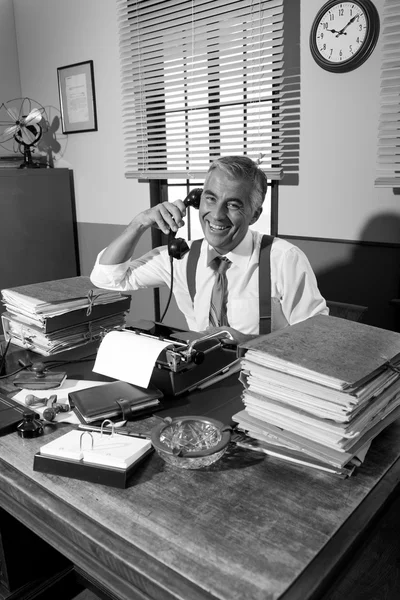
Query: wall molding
281 234 400 250
281 233 400 332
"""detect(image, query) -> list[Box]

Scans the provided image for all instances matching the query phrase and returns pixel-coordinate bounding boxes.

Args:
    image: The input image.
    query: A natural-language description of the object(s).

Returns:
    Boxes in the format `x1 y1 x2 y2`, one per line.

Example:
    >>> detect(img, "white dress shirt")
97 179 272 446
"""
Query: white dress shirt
90 230 328 334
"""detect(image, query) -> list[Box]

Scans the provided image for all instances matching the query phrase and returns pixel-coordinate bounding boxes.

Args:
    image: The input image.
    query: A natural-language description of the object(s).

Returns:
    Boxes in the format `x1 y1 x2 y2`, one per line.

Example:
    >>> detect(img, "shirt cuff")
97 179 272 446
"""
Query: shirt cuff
91 249 132 286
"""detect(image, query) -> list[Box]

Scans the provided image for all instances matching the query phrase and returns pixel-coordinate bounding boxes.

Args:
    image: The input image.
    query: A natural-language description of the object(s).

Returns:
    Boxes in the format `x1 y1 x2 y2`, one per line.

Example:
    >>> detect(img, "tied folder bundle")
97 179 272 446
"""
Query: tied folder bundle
234 315 400 477
1 276 131 356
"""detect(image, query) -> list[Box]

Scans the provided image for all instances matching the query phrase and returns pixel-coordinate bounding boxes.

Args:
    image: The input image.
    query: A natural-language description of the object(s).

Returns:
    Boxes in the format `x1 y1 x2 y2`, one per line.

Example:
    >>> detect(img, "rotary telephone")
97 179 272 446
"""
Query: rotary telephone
167 188 203 259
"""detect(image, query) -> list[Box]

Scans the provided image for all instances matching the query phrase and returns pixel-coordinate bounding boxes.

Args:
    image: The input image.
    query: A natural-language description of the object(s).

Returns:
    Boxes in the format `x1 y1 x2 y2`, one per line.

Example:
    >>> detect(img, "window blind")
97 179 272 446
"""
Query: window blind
376 0 400 187
117 0 286 180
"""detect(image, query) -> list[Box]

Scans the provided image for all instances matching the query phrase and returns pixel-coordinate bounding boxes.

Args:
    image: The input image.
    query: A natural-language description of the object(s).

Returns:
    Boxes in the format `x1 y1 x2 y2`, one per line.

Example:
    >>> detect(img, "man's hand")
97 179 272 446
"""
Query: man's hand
99 199 187 265
201 326 259 346
135 200 187 235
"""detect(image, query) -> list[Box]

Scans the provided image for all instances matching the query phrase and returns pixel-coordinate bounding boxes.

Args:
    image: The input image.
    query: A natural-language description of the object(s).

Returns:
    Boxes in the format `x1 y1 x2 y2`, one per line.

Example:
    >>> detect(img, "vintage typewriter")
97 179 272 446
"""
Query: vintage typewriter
126 321 240 396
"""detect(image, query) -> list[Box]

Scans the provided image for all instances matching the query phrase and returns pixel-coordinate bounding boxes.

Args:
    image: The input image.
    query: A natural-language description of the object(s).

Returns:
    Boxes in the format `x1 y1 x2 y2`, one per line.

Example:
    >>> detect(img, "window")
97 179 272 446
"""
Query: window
166 178 272 239
117 0 287 181
376 0 400 188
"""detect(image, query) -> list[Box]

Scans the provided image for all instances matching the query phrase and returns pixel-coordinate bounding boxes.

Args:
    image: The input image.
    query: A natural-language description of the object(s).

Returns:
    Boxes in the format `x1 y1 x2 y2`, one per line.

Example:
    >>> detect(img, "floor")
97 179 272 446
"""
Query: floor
320 493 400 600
74 590 100 600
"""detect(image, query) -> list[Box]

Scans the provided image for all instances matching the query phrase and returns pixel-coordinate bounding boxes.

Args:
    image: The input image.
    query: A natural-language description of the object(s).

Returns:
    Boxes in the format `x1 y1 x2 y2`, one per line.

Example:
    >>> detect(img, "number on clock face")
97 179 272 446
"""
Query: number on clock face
316 2 367 63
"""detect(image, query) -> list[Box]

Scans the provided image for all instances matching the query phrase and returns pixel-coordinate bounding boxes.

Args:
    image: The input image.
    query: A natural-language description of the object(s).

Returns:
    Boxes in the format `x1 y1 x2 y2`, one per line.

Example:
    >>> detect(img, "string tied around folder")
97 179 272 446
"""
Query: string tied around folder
99 326 108 340
86 289 98 316
84 321 93 342
86 290 95 316
385 360 400 376
20 326 34 349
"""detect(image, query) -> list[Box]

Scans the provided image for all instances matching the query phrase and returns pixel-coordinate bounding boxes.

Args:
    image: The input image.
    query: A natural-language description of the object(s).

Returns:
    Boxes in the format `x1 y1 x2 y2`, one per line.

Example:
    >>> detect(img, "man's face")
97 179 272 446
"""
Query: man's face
199 170 262 255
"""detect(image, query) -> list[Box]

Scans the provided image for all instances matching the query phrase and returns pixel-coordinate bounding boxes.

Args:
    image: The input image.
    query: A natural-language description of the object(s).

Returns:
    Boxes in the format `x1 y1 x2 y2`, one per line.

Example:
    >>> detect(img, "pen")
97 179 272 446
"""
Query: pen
77 424 151 439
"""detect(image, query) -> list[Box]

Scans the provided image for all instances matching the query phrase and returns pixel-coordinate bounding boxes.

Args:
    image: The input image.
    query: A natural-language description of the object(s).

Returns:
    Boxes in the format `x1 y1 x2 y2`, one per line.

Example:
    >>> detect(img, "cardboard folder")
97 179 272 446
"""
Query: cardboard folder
4 296 131 333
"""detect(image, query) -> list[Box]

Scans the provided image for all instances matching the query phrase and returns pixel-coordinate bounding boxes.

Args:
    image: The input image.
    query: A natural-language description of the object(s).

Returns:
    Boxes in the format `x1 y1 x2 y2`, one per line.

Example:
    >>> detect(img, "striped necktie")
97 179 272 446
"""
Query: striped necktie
209 256 231 327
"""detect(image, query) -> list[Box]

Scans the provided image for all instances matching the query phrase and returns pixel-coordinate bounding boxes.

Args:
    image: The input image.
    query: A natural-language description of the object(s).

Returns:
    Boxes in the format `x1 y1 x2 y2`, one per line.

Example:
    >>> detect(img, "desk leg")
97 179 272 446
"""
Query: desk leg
0 508 85 600
74 568 118 600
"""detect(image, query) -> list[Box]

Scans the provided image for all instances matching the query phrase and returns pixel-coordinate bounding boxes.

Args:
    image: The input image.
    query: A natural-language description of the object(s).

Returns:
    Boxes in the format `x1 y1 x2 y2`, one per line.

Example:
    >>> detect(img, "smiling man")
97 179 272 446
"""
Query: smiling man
90 156 328 339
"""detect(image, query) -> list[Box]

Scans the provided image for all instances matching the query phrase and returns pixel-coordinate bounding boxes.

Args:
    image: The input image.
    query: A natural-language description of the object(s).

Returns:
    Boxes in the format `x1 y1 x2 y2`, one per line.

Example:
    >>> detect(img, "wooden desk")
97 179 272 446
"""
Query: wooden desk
1 345 400 600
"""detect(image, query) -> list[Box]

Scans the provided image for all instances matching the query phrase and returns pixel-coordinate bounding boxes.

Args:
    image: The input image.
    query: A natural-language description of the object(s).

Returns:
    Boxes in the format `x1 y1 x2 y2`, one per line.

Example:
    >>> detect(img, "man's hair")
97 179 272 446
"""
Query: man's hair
206 155 268 212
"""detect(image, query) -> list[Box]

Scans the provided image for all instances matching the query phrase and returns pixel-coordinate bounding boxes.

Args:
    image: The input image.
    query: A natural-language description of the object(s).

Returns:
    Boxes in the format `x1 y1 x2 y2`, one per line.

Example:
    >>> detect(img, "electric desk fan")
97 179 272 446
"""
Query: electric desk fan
0 97 46 168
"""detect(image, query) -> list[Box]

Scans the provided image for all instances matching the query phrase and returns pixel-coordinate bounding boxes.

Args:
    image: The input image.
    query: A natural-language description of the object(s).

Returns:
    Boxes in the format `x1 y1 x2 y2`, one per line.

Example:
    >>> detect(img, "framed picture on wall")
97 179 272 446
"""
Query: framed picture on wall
57 60 98 134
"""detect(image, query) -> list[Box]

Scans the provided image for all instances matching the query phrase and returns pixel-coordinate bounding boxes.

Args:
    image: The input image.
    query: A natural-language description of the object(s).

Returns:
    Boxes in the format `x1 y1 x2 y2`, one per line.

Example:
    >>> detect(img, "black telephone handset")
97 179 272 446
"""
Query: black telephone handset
168 188 203 259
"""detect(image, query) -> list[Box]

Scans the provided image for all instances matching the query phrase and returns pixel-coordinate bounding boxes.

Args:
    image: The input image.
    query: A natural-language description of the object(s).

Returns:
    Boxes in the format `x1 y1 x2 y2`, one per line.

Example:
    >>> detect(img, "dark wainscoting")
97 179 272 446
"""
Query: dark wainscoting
77 222 157 325
77 224 400 333
284 236 400 333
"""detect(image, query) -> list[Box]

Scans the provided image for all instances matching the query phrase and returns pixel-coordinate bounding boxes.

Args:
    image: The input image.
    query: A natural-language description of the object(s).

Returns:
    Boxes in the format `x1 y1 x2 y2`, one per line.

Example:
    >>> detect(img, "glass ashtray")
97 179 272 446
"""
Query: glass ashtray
151 416 231 469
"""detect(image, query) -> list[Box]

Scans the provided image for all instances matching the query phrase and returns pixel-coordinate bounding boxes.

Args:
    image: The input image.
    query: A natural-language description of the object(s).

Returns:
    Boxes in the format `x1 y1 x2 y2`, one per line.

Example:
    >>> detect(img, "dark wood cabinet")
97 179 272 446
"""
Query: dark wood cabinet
0 168 79 329
0 508 81 600
0 168 79 288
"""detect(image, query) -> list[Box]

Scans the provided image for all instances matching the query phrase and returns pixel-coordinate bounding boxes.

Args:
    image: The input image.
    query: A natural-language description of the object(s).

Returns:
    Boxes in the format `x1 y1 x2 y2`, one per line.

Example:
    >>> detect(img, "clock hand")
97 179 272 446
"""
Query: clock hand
337 14 359 36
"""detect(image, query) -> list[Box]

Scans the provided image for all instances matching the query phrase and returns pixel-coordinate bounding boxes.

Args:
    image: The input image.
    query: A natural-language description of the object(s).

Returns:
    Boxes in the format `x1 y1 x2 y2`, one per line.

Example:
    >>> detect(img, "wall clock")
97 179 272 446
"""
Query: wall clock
310 0 380 73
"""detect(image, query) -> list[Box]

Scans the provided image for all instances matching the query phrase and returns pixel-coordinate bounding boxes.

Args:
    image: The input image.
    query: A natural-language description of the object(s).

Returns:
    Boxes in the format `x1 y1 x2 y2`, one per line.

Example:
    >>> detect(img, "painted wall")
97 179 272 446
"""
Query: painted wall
2 0 399 328
280 0 398 244
0 0 21 157
10 0 155 321
12 0 149 226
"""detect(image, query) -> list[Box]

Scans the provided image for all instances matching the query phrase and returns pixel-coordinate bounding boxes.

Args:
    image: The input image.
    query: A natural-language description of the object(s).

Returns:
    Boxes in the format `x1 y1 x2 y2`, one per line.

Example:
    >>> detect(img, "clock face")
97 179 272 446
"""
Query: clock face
310 0 380 73
316 2 367 63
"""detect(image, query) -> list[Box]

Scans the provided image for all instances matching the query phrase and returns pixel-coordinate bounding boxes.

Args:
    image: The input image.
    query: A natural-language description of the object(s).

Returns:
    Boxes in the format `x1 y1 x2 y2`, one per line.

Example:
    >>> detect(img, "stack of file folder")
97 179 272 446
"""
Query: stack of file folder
234 315 400 476
1 276 131 356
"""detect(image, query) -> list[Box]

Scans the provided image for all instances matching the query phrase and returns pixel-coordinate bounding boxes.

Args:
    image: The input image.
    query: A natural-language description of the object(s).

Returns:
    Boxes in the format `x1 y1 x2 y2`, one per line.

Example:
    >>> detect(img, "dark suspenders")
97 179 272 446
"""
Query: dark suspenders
186 239 202 308
186 235 274 334
258 234 274 334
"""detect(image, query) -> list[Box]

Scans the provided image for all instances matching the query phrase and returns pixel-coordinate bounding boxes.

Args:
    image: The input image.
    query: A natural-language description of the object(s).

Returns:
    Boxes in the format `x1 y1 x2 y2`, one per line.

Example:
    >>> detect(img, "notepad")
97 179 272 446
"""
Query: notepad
38 429 152 469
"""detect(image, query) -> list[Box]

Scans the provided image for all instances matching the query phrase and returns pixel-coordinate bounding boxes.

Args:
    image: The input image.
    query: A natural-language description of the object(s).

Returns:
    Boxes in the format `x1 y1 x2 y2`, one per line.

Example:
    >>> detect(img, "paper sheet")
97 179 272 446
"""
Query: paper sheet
13 379 108 424
93 330 173 388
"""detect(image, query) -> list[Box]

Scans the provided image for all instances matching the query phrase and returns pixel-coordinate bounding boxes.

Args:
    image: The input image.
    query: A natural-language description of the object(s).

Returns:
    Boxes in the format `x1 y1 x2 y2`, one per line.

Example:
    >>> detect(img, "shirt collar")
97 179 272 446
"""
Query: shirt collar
204 230 254 269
